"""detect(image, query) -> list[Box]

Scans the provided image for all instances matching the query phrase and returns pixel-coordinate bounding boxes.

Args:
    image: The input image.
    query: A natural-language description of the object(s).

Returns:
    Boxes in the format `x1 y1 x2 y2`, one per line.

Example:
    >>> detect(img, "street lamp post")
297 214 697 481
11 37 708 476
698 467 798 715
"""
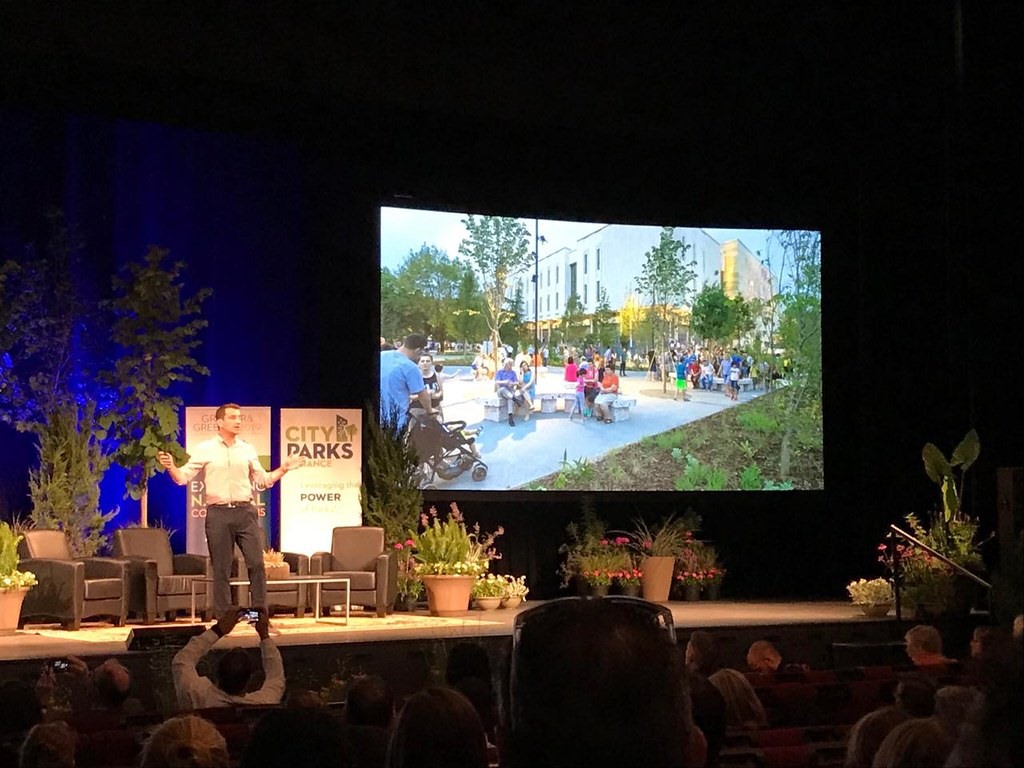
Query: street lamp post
533 219 546 370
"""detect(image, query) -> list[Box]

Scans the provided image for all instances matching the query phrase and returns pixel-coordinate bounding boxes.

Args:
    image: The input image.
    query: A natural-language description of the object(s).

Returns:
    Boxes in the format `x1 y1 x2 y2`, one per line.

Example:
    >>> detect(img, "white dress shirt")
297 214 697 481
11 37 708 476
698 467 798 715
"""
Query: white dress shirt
172 435 276 505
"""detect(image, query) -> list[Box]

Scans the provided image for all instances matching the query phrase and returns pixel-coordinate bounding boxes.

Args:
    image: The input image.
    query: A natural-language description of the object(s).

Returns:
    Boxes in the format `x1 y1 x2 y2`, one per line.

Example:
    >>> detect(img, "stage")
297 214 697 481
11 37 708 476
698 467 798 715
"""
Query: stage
2 600 898 661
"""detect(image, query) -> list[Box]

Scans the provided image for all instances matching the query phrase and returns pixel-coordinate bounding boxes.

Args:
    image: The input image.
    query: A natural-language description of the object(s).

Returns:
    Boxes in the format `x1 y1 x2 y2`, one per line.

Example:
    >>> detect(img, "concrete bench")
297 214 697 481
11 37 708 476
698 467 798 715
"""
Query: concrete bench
609 398 637 422
712 377 753 392
539 393 559 414
562 392 578 414
481 395 532 421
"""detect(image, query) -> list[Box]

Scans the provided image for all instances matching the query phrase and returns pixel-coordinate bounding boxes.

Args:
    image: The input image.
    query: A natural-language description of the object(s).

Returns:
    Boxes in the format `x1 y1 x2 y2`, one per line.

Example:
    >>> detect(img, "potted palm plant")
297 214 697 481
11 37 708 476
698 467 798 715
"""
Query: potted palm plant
411 503 503 616
0 522 38 635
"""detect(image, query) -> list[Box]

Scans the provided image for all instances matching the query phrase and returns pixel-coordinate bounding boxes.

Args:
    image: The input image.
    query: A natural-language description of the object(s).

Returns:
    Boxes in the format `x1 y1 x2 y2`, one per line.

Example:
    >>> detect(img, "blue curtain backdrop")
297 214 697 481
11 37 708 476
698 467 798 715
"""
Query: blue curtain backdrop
1 111 309 551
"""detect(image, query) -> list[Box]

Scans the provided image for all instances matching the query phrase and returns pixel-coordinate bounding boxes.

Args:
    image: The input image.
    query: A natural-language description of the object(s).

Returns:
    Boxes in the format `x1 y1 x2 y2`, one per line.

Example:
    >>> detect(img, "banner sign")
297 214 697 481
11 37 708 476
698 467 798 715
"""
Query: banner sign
279 408 362 556
184 406 273 555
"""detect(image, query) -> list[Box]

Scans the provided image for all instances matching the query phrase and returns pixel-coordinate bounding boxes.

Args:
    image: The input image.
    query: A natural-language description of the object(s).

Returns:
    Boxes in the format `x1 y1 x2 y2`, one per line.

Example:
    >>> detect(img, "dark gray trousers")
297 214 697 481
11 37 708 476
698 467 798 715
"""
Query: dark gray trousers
205 504 265 614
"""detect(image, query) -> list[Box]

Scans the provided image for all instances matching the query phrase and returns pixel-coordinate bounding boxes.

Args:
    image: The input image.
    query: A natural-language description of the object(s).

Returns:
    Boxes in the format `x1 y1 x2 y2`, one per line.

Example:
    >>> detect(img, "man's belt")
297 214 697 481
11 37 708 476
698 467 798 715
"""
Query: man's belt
207 502 254 509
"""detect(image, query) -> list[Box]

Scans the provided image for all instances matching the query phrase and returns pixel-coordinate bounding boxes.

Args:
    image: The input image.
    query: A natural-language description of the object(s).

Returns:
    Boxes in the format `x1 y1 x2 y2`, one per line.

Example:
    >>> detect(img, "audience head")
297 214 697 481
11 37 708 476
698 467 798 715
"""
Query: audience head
445 642 492 687
284 688 324 709
242 709 348 768
503 597 689 768
967 624 1019 693
685 630 721 675
451 675 497 738
18 722 75 768
904 625 945 665
216 648 254 696
1013 613 1023 641
686 668 727 768
933 685 981 732
140 715 229 768
746 640 782 673
894 673 938 717
871 717 956 768
0 681 43 734
843 705 908 768
92 658 131 708
708 668 768 729
345 674 395 729
386 686 487 768
946 660 1023 768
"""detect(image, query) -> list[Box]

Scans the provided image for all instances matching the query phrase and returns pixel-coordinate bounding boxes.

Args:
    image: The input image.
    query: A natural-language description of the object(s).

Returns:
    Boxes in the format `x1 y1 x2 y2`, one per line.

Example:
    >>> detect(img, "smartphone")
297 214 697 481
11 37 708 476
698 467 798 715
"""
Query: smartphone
51 659 70 672
240 609 261 623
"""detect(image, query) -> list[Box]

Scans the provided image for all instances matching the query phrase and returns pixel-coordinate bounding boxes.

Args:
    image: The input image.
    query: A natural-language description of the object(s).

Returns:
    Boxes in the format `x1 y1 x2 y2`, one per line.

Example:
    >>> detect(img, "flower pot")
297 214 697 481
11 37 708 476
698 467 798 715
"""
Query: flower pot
618 584 642 598
588 584 609 598
703 583 721 601
475 597 501 611
393 594 416 612
264 562 291 581
683 584 701 602
641 556 675 602
858 603 892 618
500 596 523 610
420 575 475 616
0 587 30 636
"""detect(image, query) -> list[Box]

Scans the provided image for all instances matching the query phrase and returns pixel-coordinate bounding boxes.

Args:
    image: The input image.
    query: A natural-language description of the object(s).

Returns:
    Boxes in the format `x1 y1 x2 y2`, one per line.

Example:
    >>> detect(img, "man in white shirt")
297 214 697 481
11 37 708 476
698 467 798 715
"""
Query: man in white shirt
158 403 304 614
172 606 284 710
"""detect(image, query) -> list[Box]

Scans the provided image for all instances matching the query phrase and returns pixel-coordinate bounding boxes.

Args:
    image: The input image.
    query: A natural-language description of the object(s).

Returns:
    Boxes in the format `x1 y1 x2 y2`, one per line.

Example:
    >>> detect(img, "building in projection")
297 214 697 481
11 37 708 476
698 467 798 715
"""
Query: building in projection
516 224 773 349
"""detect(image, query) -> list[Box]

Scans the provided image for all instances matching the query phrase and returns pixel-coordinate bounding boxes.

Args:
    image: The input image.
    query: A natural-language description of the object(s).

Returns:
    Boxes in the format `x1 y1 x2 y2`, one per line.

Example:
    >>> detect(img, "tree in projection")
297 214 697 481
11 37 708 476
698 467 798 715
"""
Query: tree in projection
451 267 488 349
690 284 755 348
592 287 618 350
389 244 463 349
457 215 531 368
634 227 696 392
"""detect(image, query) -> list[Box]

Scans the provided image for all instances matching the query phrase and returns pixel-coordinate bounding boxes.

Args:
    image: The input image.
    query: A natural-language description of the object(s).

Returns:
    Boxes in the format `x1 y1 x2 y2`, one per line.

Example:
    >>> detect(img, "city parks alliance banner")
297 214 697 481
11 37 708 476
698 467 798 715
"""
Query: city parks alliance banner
184 406 273 555
279 408 362 555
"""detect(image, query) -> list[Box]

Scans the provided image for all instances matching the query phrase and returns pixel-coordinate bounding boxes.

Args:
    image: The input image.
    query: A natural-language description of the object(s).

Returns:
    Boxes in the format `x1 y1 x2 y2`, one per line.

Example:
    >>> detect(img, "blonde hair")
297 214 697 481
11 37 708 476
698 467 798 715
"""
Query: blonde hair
871 717 955 768
843 706 908 768
708 668 768 729
905 625 943 655
140 715 229 768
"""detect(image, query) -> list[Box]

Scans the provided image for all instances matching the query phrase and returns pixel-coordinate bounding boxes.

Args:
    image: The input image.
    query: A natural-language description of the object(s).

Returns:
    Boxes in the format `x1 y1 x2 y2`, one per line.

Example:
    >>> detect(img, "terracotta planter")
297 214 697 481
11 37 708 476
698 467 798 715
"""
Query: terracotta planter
0 586 30 636
858 603 892 618
420 575 475 616
475 597 501 611
642 556 675 602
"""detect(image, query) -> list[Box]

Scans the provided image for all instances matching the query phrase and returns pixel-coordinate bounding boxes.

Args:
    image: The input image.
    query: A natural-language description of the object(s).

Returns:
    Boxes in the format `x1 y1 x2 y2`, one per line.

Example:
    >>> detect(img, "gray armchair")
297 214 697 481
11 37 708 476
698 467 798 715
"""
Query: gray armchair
112 528 212 623
16 530 128 631
311 526 397 617
236 530 309 618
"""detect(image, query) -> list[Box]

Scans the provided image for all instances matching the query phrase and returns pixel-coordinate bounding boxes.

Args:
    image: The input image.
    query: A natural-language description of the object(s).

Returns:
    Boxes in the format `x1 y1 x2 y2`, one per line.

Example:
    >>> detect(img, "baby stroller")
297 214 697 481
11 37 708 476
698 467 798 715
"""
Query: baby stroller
408 411 488 484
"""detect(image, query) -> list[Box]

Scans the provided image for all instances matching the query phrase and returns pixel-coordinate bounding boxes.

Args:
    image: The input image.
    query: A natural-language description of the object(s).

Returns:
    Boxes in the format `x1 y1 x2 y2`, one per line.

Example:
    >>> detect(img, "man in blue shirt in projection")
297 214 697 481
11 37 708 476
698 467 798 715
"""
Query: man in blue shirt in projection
380 332 433 429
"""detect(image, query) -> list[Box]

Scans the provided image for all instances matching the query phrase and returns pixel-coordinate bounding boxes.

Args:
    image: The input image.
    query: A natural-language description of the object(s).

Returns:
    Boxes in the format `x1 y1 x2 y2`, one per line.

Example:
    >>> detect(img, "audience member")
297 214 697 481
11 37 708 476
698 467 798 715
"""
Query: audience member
965 624 1019 694
386 687 488 768
1013 613 1023 642
502 597 690 768
746 640 782 673
242 709 349 768
903 625 953 667
708 668 768 729
284 688 324 708
18 722 75 768
686 668 727 768
932 685 981 735
843 705 908 768
946 660 1023 768
172 607 285 710
139 714 229 768
445 643 497 738
893 673 937 717
0 680 44 763
344 674 394 729
871 717 956 768
684 630 721 676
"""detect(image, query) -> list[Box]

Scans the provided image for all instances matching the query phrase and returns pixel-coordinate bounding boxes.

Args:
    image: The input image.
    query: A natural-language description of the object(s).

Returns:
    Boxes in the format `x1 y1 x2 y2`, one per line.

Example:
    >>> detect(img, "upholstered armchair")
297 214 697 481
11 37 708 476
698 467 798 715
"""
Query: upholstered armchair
16 530 128 631
236 530 309 618
311 526 397 617
112 528 212 623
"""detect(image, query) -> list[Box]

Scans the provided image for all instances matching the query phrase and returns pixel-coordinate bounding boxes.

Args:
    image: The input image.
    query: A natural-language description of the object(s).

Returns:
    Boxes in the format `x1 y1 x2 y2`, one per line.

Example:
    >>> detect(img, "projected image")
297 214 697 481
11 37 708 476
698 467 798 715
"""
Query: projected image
381 207 823 492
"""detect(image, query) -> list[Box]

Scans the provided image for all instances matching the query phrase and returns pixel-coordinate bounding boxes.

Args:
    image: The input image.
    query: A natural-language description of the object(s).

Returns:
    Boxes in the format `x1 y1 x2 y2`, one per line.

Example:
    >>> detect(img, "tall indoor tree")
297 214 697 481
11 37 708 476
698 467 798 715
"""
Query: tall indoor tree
99 246 211 526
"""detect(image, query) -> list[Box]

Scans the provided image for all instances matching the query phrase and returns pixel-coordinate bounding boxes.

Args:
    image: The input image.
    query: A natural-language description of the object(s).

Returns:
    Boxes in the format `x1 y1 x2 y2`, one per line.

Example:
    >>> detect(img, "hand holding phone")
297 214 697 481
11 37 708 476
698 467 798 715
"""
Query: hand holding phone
240 608 261 624
51 659 70 672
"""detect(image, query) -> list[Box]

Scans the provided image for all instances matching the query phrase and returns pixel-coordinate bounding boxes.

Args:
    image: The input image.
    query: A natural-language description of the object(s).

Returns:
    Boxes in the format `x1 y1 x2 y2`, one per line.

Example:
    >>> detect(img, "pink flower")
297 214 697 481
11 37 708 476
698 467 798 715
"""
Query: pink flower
393 542 404 550
405 539 415 547
643 539 653 550
600 539 609 546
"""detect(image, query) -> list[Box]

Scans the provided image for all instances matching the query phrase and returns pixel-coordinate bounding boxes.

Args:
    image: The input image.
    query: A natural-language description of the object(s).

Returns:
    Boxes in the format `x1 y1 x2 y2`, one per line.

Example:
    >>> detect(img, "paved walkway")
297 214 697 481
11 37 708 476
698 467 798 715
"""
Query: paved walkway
426 367 770 490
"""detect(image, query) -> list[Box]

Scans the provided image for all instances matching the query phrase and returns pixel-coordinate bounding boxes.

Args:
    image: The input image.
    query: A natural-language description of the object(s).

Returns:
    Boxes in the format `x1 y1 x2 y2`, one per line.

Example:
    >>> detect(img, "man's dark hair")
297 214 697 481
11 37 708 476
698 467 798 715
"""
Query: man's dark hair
92 663 130 708
503 598 689 768
344 674 394 729
402 333 428 351
387 687 488 768
446 642 492 687
217 648 254 696
242 709 348 768
215 403 241 421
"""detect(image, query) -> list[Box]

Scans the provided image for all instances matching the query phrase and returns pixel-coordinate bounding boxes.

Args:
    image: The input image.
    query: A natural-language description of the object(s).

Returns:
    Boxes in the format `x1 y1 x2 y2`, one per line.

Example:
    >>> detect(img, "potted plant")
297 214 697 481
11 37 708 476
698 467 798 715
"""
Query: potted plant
500 575 529 609
703 566 727 600
674 570 704 601
472 574 506 610
579 567 613 597
392 538 423 611
613 566 643 598
0 522 38 635
846 577 894 617
263 549 290 580
557 507 610 591
630 513 697 602
411 503 503 616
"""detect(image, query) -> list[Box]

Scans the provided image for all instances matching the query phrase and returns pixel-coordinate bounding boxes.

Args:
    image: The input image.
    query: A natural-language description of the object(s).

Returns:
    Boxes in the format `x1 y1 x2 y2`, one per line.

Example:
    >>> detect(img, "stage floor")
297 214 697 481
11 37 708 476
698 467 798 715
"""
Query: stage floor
1 600 887 661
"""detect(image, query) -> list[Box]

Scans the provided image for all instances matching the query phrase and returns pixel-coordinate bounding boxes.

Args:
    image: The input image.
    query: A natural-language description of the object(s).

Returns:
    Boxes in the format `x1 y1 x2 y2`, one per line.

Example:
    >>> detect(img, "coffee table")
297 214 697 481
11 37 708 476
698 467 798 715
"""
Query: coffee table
190 576 351 624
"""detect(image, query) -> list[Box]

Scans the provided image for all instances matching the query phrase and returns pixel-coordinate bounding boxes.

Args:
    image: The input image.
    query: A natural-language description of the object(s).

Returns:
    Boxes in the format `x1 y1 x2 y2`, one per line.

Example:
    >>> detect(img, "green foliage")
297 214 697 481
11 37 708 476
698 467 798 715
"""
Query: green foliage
558 505 610 587
360 403 423 547
458 215 531 367
98 246 211 504
0 522 29 580
739 464 763 490
736 409 779 433
28 403 117 556
592 287 618 349
921 429 979 523
690 284 754 346
560 293 586 348
381 244 465 345
706 467 728 490
450 268 488 345
630 512 698 557
655 431 687 451
762 480 794 491
412 503 503 576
